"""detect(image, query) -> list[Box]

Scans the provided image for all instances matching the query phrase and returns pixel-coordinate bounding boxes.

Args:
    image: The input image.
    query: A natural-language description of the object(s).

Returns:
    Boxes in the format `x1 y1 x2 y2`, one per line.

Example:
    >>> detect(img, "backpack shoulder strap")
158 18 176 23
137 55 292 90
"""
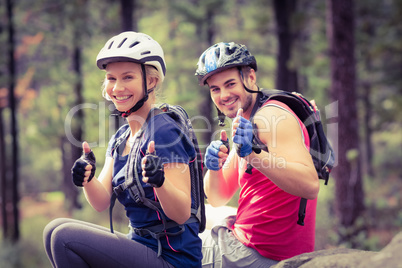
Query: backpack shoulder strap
109 124 131 157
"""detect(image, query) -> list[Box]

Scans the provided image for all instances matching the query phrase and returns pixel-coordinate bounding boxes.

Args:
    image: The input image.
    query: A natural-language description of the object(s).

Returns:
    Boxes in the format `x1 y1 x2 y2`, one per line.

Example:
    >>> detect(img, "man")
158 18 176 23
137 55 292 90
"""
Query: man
195 42 320 267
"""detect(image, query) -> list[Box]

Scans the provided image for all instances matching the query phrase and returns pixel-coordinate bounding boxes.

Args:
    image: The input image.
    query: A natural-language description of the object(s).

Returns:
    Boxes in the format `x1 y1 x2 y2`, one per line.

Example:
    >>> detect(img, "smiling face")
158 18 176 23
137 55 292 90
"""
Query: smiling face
207 67 256 119
104 62 147 112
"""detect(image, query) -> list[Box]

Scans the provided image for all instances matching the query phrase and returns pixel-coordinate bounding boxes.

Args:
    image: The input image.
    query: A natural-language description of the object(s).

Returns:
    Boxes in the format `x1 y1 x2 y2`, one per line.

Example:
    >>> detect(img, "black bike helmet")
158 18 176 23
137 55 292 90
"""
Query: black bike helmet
195 42 257 85
196 42 259 126
96 32 166 117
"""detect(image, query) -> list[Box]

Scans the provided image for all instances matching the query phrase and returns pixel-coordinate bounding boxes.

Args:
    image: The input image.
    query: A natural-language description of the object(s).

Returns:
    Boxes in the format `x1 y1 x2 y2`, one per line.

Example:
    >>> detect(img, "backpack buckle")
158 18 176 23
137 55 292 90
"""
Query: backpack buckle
113 184 125 196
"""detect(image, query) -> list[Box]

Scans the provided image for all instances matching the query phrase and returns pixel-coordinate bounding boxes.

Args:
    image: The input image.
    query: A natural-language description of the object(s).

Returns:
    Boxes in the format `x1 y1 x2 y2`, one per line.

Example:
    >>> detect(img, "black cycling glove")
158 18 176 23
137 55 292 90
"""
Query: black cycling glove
143 150 165 188
71 150 96 187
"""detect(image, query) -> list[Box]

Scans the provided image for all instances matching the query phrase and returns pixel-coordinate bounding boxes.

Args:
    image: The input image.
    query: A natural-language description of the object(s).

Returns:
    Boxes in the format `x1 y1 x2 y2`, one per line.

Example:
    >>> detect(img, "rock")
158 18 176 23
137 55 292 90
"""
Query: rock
272 232 402 268
204 205 402 268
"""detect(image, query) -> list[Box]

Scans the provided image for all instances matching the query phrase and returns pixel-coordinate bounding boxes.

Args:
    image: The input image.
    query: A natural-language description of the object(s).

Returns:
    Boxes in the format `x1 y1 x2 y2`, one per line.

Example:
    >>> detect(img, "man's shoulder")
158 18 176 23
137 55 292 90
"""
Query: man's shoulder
254 101 296 123
254 101 303 141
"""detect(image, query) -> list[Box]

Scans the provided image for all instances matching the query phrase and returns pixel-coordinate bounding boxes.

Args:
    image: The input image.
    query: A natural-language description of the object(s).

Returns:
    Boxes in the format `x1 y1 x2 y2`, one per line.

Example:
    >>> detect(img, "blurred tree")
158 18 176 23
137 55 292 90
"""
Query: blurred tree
0 105 5 236
169 0 226 146
355 0 402 178
0 7 7 236
111 0 140 131
121 0 137 31
273 0 298 92
357 4 375 177
199 0 221 145
4 0 20 242
62 0 91 210
327 0 365 246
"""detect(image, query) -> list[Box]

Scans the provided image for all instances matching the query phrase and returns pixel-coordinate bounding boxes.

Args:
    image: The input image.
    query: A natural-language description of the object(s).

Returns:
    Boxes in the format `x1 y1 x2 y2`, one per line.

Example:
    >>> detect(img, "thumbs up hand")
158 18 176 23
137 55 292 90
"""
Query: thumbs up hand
71 141 96 187
205 130 230 171
142 141 165 188
232 108 254 157
220 130 230 153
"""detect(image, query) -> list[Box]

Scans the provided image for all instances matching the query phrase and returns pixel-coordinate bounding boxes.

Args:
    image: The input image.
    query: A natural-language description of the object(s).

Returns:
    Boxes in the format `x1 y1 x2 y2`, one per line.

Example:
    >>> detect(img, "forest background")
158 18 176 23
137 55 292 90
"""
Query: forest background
0 0 401 267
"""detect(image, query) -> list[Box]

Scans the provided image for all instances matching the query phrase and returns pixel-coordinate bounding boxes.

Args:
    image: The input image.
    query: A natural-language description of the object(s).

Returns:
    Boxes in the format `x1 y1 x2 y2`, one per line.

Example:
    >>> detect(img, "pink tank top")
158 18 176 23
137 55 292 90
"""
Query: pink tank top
232 100 317 261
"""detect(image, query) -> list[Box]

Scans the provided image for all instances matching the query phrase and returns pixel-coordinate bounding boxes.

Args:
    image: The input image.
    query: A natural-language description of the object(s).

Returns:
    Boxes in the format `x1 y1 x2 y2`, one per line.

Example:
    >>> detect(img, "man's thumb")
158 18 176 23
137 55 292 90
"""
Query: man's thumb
236 108 243 117
147 141 155 154
220 130 228 142
82 141 91 154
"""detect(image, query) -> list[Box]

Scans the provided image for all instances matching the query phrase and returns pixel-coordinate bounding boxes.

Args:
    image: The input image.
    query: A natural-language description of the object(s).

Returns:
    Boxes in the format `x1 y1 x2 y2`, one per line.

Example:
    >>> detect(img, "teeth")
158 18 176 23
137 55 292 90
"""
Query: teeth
224 99 237 106
115 96 130 100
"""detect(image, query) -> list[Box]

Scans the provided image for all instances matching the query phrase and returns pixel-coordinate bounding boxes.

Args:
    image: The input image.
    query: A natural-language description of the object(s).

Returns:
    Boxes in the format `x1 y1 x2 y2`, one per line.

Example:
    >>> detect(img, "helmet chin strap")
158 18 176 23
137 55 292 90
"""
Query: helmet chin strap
112 64 149 118
216 67 261 126
217 106 226 126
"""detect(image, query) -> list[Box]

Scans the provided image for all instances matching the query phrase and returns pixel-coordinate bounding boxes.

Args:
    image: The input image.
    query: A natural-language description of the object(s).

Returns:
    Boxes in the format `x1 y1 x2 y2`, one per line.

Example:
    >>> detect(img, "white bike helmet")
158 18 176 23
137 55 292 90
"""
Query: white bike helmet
96 32 166 117
96 31 166 82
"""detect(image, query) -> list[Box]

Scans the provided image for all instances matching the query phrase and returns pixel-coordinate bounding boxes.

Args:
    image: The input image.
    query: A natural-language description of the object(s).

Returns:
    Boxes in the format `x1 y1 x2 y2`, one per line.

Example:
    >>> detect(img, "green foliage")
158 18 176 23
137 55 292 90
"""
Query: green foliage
372 126 402 177
0 191 129 267
0 239 49 268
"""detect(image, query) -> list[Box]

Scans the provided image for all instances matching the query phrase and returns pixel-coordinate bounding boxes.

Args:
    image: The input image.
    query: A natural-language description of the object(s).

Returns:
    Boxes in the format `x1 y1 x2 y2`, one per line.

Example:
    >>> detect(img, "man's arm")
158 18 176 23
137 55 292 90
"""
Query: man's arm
204 149 240 207
204 130 240 207
245 106 319 200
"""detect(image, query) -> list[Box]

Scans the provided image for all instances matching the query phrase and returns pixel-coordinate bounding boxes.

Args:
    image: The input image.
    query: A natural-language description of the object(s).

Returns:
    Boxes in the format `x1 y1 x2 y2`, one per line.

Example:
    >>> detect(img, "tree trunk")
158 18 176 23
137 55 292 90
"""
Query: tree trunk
61 137 80 212
112 0 139 132
64 0 89 210
326 0 365 246
273 0 298 92
362 82 374 177
0 107 7 237
6 0 20 242
67 46 83 210
200 7 214 146
120 0 136 31
361 21 375 178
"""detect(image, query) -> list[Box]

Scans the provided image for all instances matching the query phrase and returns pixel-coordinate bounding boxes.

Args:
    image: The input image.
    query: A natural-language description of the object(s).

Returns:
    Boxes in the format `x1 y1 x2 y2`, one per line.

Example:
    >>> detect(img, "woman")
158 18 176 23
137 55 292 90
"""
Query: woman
43 32 202 268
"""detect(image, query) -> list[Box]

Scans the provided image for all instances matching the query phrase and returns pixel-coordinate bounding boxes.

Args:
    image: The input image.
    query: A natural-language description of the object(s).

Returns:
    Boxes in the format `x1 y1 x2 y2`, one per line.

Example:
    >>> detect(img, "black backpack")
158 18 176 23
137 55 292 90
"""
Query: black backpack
109 104 206 257
248 89 335 226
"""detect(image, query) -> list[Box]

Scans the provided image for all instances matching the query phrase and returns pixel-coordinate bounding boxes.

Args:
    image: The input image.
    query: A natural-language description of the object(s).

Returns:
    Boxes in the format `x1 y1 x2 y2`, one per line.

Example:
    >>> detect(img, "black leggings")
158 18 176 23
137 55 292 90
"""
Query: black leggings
43 218 174 268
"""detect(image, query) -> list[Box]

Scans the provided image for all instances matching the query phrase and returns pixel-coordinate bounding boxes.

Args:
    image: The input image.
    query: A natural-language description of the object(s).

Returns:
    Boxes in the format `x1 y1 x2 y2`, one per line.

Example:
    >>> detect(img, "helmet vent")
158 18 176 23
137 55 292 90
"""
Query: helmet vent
129 41 140 48
117 38 127 48
201 54 206 64
141 51 151 55
108 41 114 49
216 49 221 59
226 47 235 55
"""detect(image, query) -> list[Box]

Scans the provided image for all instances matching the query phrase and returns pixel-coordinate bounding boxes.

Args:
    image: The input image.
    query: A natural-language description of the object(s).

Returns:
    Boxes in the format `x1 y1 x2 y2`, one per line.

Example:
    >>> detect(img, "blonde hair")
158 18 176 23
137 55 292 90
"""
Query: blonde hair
101 64 162 101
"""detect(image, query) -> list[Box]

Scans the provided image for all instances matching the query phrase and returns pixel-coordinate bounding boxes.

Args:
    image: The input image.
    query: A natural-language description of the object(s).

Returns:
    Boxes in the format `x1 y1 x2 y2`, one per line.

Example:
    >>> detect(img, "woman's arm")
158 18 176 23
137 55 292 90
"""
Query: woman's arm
153 162 192 224
141 141 192 224
83 156 114 212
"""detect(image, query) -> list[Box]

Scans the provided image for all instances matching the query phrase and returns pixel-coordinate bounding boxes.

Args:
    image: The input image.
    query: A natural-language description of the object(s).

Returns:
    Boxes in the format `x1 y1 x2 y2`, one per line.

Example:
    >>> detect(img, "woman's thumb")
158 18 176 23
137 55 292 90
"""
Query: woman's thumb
82 141 91 154
147 141 155 154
